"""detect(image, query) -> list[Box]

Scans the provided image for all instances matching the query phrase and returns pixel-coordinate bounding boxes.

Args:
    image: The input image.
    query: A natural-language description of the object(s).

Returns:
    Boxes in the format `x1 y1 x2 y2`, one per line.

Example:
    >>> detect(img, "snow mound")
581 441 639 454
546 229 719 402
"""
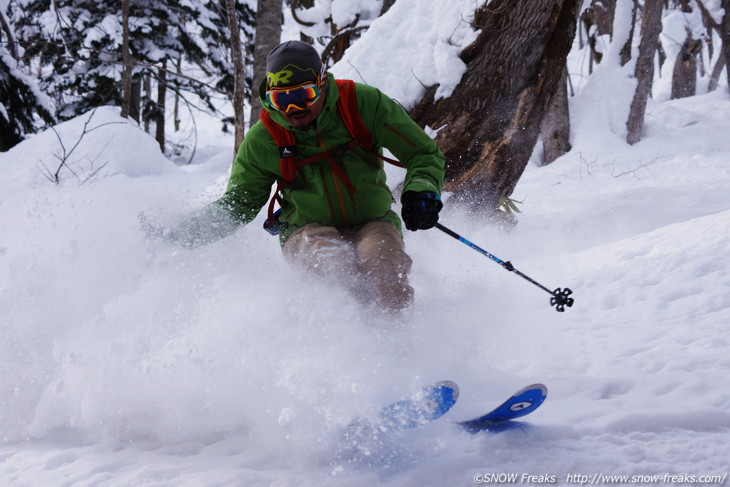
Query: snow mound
331 0 479 108
0 106 178 188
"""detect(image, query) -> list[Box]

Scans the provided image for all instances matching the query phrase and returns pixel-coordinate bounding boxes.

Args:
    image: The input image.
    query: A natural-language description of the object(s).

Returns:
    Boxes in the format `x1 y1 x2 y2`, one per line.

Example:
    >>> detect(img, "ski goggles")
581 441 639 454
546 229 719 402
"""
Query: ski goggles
266 82 322 112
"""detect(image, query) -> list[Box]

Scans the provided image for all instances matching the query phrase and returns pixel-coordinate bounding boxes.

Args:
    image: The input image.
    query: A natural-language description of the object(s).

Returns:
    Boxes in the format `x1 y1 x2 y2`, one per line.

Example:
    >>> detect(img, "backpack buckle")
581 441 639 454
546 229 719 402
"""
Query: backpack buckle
263 208 288 235
332 142 353 157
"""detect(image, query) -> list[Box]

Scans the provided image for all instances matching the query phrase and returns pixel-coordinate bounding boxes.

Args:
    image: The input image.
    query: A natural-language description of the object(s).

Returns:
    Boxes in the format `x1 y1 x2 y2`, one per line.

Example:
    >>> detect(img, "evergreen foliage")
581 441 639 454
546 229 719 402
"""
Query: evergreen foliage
8 0 255 125
0 50 54 150
0 5 54 151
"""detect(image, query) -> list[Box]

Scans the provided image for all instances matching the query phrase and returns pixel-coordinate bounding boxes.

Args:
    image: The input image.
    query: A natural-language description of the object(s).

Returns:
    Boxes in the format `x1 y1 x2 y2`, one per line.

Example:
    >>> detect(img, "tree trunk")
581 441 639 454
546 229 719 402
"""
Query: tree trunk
626 0 663 145
722 0 730 94
708 55 726 92
143 74 152 132
410 0 580 212
156 60 167 153
174 56 182 131
249 0 283 129
225 0 246 153
620 0 639 66
696 0 726 92
120 0 132 119
129 77 142 123
580 0 615 73
671 29 702 99
541 66 571 165
380 0 397 16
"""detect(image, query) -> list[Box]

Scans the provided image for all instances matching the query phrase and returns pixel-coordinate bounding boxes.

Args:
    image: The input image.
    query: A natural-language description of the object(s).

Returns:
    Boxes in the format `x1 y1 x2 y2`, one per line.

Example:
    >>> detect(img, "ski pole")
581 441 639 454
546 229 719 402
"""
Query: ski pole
434 223 574 312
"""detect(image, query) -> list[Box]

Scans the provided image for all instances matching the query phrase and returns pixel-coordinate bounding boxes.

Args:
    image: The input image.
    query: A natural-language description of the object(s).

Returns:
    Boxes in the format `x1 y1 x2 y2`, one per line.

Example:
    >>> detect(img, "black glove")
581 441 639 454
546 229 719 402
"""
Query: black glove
400 191 443 231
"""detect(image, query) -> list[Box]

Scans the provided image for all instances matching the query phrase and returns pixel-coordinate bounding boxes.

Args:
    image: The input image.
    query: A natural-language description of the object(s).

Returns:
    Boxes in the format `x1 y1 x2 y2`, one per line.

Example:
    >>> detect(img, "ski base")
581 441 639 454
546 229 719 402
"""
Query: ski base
344 381 546 441
458 383 547 433
376 380 459 430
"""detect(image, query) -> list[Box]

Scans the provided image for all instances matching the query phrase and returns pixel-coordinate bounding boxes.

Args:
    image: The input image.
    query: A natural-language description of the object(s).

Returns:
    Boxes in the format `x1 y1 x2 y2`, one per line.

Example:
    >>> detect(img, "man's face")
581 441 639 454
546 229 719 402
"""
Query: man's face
279 91 326 130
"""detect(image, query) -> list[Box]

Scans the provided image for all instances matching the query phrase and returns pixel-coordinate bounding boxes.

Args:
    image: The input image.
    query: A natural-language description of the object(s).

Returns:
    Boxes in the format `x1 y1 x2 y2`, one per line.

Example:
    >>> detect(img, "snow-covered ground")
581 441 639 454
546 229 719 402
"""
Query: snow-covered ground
2 5 730 487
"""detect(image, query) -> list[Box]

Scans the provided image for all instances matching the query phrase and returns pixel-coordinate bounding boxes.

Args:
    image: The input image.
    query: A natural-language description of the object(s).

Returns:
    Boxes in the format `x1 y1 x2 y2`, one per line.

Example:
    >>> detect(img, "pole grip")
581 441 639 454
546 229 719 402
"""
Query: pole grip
434 222 459 240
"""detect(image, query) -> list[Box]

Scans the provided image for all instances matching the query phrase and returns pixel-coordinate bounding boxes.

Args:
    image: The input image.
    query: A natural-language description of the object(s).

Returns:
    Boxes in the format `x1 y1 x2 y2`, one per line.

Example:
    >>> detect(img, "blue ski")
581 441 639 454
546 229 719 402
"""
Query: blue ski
335 381 459 464
344 381 545 443
458 383 547 433
376 380 459 430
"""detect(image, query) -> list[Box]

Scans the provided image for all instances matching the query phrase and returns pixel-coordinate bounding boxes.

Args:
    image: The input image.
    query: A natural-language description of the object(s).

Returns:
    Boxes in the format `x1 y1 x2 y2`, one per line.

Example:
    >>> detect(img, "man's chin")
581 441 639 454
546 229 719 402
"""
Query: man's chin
287 114 314 129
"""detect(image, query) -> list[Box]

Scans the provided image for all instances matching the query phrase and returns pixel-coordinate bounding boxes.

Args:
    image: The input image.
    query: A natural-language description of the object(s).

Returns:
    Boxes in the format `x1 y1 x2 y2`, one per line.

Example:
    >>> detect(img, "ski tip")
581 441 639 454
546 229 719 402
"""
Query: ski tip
458 383 548 428
376 380 460 430
432 380 460 402
426 381 459 420
512 383 547 398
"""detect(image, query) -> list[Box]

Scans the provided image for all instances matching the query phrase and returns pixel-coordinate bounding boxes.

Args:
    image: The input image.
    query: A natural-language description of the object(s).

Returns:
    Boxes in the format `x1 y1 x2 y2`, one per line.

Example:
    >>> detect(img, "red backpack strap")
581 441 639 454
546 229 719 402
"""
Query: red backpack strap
259 110 299 228
335 79 403 168
260 109 298 183
335 79 373 153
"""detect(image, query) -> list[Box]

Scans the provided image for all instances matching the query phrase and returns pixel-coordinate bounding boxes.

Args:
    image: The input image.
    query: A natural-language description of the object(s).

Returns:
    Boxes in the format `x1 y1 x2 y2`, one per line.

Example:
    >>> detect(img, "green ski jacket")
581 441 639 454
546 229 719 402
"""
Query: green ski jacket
217 74 445 242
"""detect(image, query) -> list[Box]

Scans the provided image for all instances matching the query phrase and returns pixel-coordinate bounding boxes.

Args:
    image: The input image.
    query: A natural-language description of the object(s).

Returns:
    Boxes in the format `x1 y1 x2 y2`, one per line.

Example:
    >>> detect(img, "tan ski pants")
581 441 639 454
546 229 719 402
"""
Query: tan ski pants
282 220 414 311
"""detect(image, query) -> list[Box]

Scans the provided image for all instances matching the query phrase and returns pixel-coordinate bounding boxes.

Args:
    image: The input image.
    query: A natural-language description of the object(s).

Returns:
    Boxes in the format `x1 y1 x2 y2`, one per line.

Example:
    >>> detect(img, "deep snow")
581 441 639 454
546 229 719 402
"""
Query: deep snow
2 3 730 487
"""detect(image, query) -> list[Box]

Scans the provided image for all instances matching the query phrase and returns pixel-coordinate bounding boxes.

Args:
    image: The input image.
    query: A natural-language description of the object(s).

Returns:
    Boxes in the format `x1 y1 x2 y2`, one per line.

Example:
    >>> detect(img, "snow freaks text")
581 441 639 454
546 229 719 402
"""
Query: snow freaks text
473 472 728 484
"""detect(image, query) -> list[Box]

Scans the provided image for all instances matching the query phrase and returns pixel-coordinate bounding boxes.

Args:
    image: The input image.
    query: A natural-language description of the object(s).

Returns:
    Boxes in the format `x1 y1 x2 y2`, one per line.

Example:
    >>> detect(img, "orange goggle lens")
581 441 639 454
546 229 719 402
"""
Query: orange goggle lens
266 83 321 112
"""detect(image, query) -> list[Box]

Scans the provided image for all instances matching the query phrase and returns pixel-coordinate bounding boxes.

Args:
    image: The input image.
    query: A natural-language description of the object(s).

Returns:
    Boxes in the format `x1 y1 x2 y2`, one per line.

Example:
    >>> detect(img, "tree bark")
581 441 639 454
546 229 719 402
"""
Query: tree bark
620 0 639 66
130 77 142 123
174 56 182 131
722 0 730 95
695 0 725 92
626 0 663 145
696 0 719 57
249 0 283 129
410 0 580 211
380 0 397 16
541 66 571 165
156 60 167 153
225 0 246 153
580 0 615 73
143 74 152 132
120 0 132 119
671 29 702 99
708 55 726 92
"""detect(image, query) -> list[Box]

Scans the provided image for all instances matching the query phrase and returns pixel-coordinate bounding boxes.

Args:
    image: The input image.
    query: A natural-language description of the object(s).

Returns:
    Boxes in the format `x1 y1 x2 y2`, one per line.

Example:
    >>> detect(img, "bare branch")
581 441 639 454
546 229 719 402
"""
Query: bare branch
611 154 668 178
321 25 368 66
40 108 125 184
0 7 18 59
695 0 721 31
291 0 315 27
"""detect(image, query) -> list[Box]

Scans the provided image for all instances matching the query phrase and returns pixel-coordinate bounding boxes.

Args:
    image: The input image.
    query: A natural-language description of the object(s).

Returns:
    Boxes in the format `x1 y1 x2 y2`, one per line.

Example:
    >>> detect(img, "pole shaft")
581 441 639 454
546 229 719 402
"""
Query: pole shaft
434 223 505 266
435 223 552 295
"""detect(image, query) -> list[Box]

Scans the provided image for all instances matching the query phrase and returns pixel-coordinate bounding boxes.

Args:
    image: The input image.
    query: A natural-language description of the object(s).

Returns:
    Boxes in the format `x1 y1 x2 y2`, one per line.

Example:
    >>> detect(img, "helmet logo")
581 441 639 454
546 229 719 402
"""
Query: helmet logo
266 64 319 88
267 69 294 87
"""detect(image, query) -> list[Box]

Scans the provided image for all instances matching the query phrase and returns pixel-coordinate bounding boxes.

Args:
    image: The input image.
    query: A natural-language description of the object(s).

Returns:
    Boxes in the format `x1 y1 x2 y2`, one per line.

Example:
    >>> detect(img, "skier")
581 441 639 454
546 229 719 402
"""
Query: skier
151 40 445 312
